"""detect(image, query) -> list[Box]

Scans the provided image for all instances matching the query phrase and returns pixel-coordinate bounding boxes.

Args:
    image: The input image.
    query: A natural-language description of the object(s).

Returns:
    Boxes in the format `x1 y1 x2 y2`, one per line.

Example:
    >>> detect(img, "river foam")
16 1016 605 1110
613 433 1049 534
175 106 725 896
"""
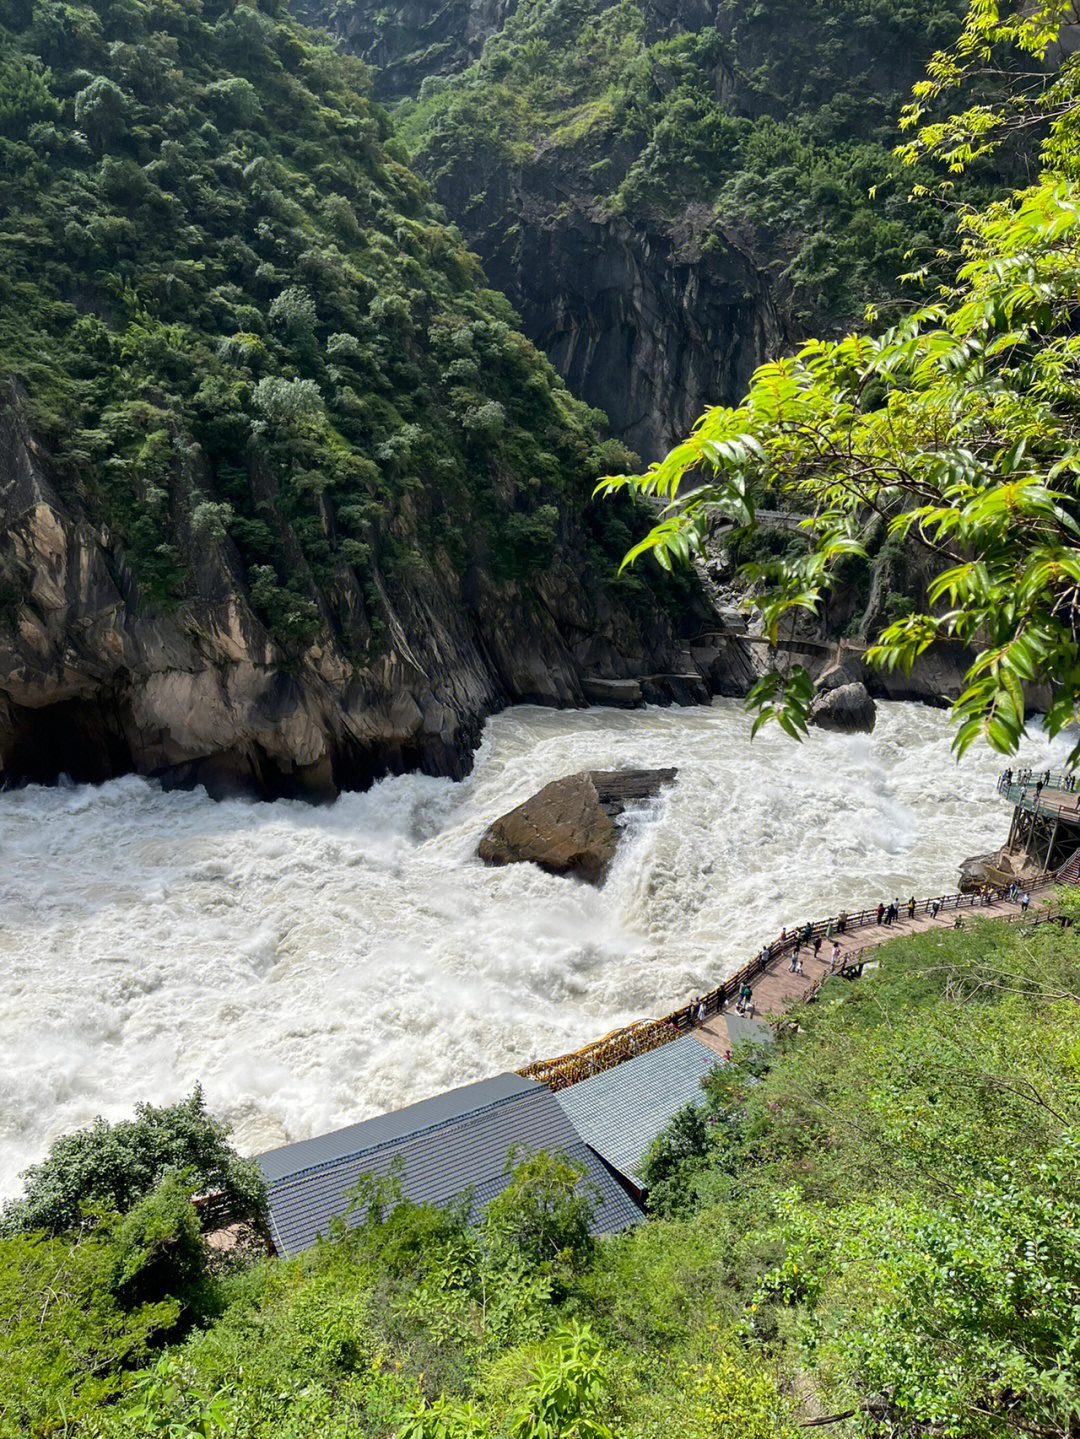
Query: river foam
0 699 1070 1198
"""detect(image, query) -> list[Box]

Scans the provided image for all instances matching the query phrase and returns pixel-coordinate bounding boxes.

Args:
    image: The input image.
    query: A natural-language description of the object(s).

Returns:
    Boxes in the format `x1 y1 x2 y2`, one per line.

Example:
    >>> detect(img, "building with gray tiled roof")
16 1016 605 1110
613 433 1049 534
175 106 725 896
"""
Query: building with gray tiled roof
555 1035 723 1194
256 1072 642 1256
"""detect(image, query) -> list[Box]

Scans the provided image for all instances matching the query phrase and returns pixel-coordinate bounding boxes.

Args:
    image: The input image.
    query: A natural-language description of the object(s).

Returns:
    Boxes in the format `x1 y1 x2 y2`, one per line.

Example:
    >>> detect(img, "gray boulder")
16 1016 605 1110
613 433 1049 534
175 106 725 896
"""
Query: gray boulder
478 767 676 885
809 681 876 735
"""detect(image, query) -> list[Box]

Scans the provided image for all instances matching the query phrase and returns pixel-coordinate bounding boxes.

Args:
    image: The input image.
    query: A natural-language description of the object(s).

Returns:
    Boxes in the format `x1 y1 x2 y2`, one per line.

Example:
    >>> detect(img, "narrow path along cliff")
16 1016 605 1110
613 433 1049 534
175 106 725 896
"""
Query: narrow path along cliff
522 770 1080 1087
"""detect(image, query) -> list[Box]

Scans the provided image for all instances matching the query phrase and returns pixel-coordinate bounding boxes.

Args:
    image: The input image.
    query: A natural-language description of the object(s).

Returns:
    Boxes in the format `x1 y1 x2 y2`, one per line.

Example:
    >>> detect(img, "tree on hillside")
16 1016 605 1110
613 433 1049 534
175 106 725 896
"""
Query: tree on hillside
600 0 1080 762
0 1087 265 1237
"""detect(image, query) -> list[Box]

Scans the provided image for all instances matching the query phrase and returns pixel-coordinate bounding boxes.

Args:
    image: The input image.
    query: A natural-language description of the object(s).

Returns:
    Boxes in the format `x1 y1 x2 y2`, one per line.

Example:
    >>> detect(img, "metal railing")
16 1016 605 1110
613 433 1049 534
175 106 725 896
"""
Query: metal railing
663 850 1077 1034
997 769 1080 818
521 793 1080 1089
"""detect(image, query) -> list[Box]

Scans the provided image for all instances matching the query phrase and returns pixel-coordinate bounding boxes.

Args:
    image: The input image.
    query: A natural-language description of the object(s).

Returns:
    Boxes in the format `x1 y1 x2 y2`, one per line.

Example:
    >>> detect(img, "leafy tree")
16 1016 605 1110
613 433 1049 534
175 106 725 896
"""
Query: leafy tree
483 1149 598 1274
73 75 127 153
0 1088 265 1237
251 376 324 431
639 1102 714 1217
507 1324 613 1439
837 1140 1080 1439
0 1216 189 1436
397 1395 490 1439
112 1171 211 1307
600 0 1080 762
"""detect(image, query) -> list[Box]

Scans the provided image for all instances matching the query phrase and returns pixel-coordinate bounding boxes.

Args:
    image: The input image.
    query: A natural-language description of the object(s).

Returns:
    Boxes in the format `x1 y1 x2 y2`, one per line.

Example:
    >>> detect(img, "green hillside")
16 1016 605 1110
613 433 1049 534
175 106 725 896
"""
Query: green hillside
2 908 1077 1436
0 0 646 643
393 0 978 333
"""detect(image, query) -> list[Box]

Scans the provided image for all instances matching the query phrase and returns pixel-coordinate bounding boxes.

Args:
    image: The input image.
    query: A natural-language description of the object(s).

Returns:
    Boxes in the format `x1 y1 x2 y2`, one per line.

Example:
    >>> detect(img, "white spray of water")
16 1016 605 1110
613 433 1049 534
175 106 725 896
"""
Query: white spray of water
0 699 1070 1199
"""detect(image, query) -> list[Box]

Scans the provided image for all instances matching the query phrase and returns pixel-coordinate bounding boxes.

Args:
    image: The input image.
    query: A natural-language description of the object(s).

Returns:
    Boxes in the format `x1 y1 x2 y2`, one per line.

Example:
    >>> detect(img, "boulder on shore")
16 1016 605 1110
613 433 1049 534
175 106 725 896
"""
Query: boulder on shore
959 846 1042 893
478 767 677 885
809 681 876 735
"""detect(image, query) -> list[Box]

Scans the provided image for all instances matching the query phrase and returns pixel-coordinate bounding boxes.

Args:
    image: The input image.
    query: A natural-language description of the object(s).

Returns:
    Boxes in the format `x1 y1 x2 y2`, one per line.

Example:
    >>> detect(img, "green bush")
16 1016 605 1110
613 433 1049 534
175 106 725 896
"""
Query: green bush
0 1087 265 1237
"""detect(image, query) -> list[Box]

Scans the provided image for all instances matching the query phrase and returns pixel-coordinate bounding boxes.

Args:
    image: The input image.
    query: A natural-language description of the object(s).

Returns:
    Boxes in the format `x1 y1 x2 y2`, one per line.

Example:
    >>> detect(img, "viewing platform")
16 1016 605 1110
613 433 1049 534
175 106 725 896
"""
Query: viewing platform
997 768 1080 872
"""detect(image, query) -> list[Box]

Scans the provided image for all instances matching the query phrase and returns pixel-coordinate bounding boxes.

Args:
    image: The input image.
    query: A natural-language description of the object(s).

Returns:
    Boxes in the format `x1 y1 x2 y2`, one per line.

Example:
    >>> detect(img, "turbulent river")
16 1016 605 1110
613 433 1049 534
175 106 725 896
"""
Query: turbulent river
0 699 1071 1198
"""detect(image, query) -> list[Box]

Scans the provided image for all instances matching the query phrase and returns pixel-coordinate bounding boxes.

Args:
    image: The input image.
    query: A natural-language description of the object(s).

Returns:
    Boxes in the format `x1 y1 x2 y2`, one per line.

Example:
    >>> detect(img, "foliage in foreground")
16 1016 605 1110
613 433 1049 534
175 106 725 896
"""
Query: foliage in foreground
600 0 1080 761
2 914 1079 1438
0 1087 265 1238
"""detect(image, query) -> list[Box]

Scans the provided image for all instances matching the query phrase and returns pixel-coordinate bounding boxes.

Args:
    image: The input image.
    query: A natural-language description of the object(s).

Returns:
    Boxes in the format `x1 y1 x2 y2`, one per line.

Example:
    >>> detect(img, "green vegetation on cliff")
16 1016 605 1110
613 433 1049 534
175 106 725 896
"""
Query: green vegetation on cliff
0 0 650 645
604 0 1080 761
394 0 975 330
2 911 1078 1437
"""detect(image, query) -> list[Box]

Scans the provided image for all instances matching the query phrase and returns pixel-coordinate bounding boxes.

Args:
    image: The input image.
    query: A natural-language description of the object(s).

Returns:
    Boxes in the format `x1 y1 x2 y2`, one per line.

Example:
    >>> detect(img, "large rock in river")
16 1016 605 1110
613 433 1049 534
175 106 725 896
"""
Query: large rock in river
809 682 876 735
478 767 677 885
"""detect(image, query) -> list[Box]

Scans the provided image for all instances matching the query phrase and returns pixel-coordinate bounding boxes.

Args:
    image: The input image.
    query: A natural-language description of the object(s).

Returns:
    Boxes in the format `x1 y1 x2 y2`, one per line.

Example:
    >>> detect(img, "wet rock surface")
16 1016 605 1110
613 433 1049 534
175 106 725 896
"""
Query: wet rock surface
809 682 877 735
958 846 1044 893
0 385 705 800
478 767 677 884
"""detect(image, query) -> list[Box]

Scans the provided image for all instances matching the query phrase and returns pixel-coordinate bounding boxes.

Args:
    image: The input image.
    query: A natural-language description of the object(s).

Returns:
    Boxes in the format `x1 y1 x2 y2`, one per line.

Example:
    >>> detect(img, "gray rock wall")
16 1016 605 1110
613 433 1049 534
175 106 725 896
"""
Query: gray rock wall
0 385 704 798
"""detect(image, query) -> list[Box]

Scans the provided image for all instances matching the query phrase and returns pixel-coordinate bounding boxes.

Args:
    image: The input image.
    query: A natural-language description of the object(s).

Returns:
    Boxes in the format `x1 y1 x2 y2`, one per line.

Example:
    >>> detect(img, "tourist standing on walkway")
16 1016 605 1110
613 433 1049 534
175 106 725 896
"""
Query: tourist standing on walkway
838 910 847 933
813 935 822 960
831 940 841 965
1021 891 1031 913
907 896 916 920
876 902 884 925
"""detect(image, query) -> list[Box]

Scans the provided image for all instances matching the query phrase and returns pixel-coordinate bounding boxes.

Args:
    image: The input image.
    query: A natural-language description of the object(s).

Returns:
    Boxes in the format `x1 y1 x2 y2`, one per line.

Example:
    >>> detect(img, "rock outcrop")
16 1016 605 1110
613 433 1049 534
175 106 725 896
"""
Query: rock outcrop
809 682 877 735
292 0 520 99
312 1 957 465
958 847 1043 893
443 195 784 464
478 766 677 883
0 387 709 799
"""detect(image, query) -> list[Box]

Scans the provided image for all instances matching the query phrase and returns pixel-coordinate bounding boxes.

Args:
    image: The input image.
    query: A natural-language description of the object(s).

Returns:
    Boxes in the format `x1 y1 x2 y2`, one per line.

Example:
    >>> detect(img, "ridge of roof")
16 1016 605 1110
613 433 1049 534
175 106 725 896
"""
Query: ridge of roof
256 1071 540 1186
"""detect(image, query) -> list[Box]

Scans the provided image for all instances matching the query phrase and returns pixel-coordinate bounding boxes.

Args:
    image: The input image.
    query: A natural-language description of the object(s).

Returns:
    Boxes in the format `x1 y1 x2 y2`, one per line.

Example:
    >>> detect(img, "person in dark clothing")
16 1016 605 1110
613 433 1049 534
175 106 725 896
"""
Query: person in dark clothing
907 896 916 920
876 902 885 925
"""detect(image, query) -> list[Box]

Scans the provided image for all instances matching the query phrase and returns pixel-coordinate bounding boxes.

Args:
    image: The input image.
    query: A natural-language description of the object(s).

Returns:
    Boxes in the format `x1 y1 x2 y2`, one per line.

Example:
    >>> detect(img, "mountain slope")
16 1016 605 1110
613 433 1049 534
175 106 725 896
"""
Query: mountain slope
317 0 976 461
0 0 702 797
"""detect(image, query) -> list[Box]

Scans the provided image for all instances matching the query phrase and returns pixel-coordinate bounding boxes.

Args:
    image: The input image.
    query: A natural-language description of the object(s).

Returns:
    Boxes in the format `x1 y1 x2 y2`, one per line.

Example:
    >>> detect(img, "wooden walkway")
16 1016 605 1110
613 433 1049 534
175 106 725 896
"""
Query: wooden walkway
691 892 1050 1053
522 774 1079 1088
679 779 1080 1047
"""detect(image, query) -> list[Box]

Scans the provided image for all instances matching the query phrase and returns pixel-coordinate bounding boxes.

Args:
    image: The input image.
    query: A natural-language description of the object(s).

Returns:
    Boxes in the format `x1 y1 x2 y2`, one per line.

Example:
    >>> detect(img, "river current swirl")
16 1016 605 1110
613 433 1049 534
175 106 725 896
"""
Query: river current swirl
0 699 1070 1199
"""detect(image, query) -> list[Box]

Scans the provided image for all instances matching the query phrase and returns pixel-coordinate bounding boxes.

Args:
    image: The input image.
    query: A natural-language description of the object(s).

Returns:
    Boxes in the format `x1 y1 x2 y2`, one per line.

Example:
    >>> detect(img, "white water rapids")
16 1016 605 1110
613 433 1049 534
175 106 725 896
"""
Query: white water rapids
0 699 1072 1199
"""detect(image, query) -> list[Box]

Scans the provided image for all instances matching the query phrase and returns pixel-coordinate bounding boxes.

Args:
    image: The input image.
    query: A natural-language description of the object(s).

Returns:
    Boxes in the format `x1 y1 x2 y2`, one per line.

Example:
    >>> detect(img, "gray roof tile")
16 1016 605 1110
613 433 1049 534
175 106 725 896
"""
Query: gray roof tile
256 1073 641 1256
555 1035 721 1184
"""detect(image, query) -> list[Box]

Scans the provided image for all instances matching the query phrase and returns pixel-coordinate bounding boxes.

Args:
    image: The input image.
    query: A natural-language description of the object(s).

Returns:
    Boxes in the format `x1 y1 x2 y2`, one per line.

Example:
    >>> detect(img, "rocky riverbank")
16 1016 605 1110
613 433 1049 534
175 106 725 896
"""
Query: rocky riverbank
0 387 706 800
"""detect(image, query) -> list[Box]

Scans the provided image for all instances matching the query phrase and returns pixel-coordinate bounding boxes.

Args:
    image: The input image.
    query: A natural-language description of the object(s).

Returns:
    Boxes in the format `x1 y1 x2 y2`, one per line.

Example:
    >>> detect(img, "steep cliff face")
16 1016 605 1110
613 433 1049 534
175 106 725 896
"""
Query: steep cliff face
0 382 701 797
0 0 713 799
323 0 968 463
436 176 784 463
291 0 522 100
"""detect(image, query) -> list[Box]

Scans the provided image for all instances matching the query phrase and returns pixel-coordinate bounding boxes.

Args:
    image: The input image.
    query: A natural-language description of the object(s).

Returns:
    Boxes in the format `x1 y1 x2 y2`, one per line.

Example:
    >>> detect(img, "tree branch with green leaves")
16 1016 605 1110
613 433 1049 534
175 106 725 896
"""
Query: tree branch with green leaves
599 0 1080 760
